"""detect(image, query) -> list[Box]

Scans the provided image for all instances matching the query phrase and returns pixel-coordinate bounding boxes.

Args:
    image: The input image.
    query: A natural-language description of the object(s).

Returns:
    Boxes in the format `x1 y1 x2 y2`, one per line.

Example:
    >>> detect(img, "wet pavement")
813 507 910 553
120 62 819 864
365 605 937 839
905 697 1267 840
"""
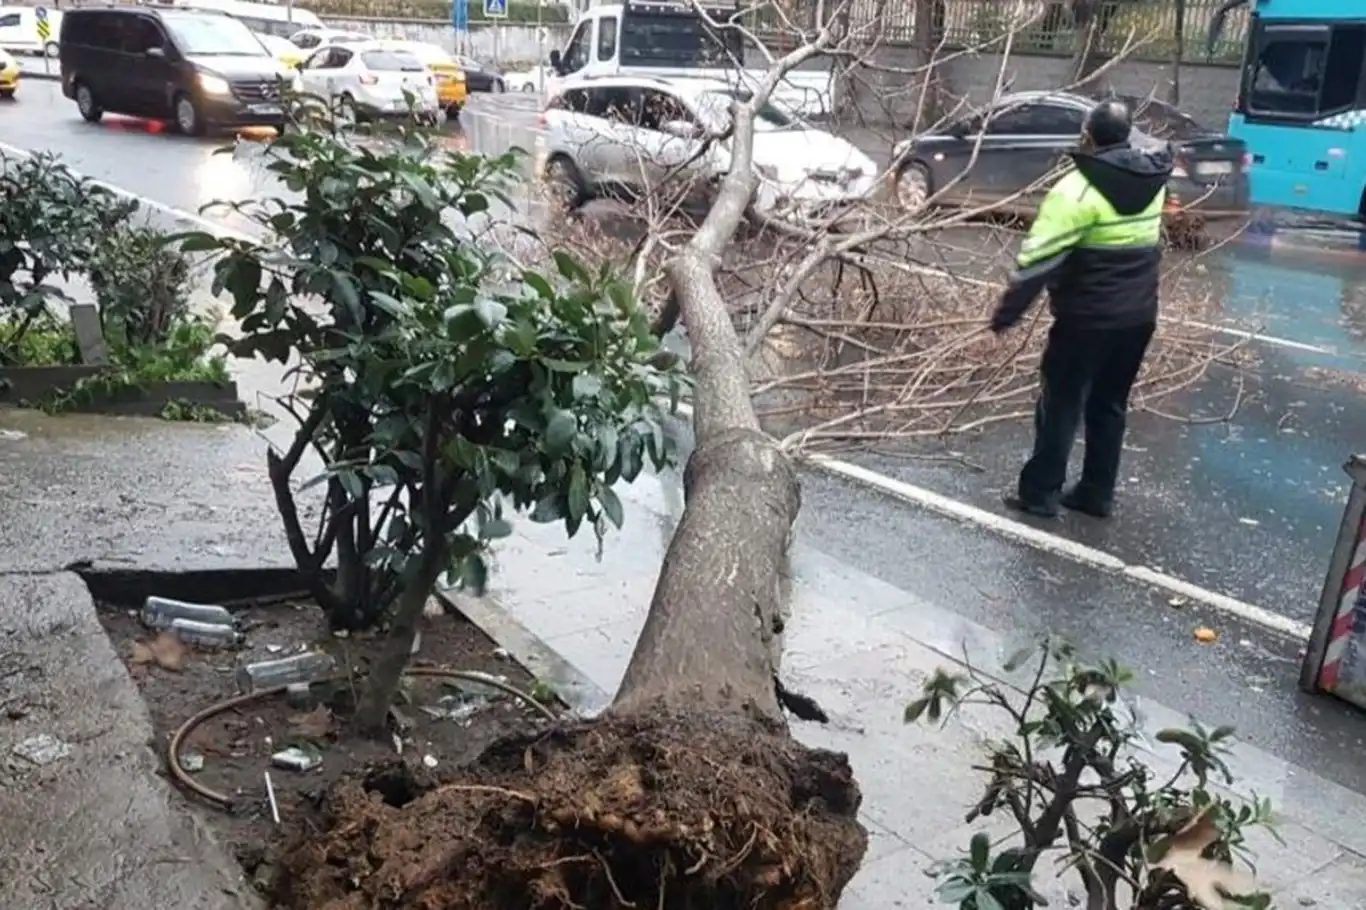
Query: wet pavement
7 74 1366 901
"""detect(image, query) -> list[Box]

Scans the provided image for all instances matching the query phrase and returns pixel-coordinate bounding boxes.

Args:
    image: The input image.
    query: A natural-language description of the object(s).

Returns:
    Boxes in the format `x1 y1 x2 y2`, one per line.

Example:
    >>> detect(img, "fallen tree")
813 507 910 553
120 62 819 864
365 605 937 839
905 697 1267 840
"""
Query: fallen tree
266 14 869 910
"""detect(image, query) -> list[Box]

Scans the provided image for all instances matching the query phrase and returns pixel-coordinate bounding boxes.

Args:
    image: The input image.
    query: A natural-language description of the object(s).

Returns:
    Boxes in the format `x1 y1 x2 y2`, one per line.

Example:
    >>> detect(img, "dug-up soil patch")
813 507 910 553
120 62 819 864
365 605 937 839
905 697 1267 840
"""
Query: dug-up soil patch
98 596 558 897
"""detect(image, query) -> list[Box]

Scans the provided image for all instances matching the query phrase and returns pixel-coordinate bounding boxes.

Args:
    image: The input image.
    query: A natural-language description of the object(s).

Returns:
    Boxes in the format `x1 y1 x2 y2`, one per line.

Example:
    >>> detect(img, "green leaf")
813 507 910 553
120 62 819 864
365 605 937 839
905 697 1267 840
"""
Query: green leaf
572 373 603 400
481 517 513 540
969 833 990 872
553 250 590 283
523 271 555 299
936 880 975 904
974 889 1006 910
474 297 507 327
903 698 930 724
567 466 589 523
177 231 223 253
545 410 578 454
598 485 624 529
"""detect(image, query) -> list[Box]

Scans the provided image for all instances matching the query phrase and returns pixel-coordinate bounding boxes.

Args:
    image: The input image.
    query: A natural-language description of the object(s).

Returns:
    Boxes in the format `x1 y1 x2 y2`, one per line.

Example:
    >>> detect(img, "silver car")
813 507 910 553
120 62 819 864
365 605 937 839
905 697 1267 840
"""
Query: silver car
892 91 1250 221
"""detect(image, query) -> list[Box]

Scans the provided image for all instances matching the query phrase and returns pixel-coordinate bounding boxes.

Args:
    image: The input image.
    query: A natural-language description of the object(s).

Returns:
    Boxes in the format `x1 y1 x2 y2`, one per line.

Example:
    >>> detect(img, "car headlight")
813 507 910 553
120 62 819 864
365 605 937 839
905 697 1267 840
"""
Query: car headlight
198 72 231 95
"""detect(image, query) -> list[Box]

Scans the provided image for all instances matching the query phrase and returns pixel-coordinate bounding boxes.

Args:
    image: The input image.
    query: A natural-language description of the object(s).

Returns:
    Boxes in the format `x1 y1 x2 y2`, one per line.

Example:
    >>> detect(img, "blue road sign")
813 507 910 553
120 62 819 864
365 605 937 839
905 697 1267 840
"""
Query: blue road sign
34 6 47 21
483 0 507 18
451 0 468 30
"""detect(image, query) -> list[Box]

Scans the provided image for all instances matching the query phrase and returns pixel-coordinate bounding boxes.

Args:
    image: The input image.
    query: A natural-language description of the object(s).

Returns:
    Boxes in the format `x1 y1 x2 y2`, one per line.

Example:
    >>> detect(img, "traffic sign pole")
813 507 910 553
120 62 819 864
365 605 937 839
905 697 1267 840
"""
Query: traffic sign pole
35 6 50 76
451 0 468 57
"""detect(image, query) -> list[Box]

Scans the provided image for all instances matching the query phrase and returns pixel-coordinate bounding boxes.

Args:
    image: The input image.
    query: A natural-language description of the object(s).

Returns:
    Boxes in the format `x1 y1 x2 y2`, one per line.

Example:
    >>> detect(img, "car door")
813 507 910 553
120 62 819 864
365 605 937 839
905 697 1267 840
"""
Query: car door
549 19 590 93
999 102 1087 206
580 85 642 192
124 14 173 117
634 88 706 197
296 46 331 97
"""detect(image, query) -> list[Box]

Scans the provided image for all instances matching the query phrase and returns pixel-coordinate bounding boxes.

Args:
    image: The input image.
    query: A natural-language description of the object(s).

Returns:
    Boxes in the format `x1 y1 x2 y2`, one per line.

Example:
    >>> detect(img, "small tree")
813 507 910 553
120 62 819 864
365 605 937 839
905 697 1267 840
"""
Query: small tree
89 225 193 349
184 118 681 729
906 639 1276 910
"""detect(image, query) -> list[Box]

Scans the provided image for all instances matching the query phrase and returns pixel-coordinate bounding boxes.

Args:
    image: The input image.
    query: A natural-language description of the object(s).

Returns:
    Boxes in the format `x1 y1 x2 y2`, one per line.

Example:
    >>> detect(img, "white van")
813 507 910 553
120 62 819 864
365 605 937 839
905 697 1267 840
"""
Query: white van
161 0 322 38
0 6 64 57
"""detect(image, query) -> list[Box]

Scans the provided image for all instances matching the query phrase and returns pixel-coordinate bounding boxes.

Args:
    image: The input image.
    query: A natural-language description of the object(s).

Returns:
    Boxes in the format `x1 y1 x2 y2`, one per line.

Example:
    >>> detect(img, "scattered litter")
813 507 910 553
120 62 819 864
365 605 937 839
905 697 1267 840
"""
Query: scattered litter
392 733 404 755
284 682 315 710
423 598 444 618
12 733 71 766
271 745 322 772
422 754 438 768
1238 517 1261 527
1193 627 1219 644
421 694 485 723
1167 596 1188 609
264 771 281 824
411 629 422 655
1239 639 1253 648
180 751 206 773
493 647 511 660
141 596 235 631
388 706 414 734
169 618 242 648
332 629 349 639
131 631 189 672
0 428 27 440
266 644 285 654
289 706 335 740
236 651 336 693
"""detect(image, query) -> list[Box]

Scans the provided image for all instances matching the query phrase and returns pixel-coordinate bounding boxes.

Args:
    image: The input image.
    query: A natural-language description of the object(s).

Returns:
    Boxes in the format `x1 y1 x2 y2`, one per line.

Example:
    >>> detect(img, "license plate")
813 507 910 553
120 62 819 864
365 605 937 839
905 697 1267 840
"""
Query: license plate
249 103 281 115
1195 161 1234 176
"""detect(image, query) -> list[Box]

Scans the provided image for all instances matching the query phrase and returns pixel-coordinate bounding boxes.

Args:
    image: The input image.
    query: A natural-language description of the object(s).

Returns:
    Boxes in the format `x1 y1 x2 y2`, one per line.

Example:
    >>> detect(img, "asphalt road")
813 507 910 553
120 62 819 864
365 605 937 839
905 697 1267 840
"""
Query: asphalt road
7 78 1366 798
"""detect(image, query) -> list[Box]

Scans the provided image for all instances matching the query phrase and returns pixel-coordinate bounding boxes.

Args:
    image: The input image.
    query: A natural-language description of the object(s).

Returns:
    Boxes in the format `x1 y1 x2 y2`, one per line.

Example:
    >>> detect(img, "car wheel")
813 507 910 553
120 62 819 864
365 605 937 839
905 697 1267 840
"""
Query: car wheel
895 161 932 211
336 93 359 124
0 90 13 101
75 82 102 123
544 154 586 212
445 103 461 120
493 78 505 93
173 92 204 136
43 41 58 58
520 82 534 93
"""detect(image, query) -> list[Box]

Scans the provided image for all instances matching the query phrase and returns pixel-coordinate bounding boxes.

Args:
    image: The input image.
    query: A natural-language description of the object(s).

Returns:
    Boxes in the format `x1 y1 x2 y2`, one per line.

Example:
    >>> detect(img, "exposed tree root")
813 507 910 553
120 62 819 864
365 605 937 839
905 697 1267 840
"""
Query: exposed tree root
273 707 867 910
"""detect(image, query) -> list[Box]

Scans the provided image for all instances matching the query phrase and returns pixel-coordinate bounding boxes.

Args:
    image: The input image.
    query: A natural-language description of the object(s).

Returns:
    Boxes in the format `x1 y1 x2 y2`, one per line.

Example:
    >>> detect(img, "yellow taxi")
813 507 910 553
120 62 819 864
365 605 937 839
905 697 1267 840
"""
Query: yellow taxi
371 40 466 117
0 49 18 100
255 32 305 70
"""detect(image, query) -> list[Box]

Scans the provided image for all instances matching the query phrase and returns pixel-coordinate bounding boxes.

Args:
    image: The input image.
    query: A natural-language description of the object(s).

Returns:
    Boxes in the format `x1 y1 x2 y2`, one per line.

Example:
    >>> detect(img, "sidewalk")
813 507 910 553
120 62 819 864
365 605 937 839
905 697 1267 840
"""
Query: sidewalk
465 464 1366 907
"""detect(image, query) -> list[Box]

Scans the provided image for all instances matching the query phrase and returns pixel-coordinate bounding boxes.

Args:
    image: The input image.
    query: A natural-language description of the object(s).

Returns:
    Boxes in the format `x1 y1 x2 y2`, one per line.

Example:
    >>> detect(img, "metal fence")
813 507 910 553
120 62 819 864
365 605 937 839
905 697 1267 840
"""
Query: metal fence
840 0 1247 65
939 0 1247 63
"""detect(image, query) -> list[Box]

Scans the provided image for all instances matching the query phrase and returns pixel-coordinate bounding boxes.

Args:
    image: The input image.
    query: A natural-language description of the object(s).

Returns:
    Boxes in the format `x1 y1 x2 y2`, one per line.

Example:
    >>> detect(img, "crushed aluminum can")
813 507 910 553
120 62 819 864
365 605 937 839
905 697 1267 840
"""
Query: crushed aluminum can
271 746 322 772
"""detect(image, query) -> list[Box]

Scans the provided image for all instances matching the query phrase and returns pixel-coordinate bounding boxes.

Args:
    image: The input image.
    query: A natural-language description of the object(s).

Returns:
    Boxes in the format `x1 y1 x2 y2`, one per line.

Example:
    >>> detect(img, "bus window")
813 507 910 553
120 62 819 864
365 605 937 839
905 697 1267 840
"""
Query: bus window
1245 23 1366 118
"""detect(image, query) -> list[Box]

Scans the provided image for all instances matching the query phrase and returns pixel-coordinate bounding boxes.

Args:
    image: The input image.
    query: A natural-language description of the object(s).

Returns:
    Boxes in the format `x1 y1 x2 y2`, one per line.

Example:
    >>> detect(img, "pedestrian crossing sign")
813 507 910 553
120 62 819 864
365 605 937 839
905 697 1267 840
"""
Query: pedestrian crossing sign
35 6 50 41
483 0 507 18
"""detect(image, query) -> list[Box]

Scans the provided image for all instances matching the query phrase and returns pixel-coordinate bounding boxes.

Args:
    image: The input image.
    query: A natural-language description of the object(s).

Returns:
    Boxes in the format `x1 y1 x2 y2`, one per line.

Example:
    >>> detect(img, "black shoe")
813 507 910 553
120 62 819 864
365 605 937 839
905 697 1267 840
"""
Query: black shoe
1060 486 1112 519
1002 493 1060 519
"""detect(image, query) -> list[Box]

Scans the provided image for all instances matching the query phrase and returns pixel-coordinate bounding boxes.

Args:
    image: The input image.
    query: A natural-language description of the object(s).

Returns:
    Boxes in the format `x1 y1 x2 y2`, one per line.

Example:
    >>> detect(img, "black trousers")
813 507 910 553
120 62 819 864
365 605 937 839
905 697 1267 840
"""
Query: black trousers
1017 321 1155 507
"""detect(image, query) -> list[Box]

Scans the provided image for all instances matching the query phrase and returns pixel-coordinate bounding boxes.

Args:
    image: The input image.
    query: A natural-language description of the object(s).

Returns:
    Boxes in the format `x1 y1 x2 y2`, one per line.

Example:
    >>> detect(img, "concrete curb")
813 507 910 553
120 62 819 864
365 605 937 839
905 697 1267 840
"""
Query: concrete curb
435 585 612 718
17 68 58 81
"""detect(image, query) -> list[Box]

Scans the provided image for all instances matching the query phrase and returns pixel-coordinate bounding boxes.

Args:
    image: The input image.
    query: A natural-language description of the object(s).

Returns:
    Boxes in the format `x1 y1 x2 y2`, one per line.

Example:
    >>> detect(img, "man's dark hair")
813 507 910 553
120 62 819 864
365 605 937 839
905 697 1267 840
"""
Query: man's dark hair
1084 100 1133 148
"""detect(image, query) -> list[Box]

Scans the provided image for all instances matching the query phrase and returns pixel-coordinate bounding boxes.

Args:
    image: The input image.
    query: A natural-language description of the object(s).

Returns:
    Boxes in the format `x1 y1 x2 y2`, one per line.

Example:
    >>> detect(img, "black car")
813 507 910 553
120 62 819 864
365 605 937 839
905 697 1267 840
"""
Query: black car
456 55 505 93
891 90 1249 219
59 6 292 135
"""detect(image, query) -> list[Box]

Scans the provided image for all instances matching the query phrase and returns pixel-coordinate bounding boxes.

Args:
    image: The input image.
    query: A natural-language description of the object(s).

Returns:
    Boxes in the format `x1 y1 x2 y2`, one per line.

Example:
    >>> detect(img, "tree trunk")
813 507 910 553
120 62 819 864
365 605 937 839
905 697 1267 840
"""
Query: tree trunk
912 0 951 130
1168 0 1185 105
273 51 868 910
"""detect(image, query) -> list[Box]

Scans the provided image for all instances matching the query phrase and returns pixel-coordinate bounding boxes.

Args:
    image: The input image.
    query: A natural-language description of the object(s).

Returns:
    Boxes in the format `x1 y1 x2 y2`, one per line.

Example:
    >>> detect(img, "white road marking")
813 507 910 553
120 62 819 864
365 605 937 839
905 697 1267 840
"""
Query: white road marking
17 154 1320 643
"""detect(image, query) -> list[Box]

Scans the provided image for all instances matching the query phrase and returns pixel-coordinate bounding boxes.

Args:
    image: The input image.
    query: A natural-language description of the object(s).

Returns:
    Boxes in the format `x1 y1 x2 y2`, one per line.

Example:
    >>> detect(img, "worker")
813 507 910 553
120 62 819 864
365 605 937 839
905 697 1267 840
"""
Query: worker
990 99 1173 520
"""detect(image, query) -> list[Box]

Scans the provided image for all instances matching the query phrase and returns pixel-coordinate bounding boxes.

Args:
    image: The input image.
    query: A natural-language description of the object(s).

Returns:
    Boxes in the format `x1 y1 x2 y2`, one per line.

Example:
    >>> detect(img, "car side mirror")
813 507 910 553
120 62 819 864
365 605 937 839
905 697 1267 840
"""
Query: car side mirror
147 47 166 59
547 49 562 74
660 119 701 139
949 120 969 139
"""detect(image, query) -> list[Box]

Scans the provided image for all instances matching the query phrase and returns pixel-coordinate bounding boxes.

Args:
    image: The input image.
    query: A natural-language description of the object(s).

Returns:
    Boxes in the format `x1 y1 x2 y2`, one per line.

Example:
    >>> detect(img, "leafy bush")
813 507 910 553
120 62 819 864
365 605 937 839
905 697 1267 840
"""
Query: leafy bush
89 226 193 349
182 109 682 728
906 639 1276 910
0 152 137 362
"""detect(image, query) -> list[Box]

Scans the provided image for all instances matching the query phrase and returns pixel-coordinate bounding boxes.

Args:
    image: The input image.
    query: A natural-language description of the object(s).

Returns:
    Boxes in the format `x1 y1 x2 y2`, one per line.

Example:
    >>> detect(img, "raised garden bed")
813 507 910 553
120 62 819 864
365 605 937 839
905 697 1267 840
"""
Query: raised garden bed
0 365 245 419
93 577 560 898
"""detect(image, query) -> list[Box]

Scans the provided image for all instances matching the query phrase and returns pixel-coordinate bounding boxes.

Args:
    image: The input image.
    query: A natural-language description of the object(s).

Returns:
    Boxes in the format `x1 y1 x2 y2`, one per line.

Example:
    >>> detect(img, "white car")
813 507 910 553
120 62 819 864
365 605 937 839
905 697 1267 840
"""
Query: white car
504 64 547 94
288 26 369 50
539 75 877 226
294 41 439 121
0 6 61 57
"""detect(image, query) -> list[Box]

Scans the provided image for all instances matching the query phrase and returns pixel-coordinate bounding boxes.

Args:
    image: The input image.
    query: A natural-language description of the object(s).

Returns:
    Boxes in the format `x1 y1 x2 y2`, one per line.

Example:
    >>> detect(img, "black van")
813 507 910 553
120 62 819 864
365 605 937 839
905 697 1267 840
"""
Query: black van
59 6 291 135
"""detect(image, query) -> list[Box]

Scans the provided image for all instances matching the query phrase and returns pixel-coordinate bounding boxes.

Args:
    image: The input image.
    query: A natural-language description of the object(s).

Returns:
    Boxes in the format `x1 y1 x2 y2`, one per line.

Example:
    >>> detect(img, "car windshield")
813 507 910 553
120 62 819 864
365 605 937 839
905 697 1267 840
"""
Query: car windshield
167 14 270 56
620 12 746 68
697 89 803 132
362 50 425 72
